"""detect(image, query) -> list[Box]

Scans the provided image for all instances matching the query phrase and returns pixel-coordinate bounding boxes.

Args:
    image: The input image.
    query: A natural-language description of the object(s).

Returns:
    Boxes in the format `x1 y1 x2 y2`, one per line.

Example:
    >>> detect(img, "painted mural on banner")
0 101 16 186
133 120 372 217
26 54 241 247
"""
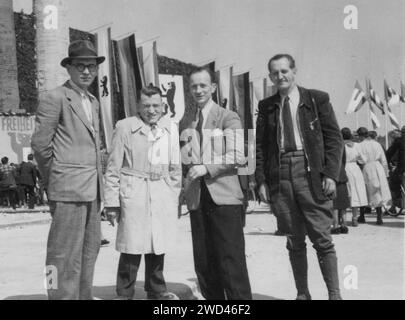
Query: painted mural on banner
0 116 35 164
158 74 185 123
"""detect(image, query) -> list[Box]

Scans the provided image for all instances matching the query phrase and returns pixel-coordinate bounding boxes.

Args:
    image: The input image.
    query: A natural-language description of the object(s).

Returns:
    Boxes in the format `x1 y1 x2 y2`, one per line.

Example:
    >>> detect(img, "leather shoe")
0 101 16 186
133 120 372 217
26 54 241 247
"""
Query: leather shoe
147 291 179 300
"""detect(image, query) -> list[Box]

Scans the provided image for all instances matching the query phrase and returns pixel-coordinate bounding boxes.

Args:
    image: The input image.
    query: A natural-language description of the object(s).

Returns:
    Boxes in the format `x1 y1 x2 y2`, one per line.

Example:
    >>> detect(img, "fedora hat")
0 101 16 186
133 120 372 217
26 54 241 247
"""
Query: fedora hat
61 40 105 67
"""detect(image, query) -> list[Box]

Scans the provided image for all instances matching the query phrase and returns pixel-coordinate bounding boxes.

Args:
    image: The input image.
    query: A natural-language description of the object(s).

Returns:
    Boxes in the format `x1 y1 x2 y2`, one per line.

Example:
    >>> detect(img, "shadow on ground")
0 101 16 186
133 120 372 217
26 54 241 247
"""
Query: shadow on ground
3 281 198 300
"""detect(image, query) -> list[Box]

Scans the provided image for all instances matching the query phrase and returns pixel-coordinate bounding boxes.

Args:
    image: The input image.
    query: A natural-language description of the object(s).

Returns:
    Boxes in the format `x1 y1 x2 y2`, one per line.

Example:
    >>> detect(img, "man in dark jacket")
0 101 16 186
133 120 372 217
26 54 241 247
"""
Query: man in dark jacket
386 126 405 208
255 54 344 300
19 154 39 209
0 157 17 209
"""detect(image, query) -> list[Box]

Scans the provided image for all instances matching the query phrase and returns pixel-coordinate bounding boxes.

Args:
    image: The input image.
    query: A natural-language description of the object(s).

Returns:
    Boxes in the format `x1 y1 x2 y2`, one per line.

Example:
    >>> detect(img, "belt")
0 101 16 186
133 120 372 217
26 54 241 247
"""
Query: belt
280 150 305 157
120 167 170 181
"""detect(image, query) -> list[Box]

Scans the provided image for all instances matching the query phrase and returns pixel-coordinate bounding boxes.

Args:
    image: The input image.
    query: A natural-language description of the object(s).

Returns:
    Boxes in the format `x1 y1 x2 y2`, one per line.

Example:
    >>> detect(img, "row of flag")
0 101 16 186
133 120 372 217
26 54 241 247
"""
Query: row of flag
94 26 160 152
346 79 404 130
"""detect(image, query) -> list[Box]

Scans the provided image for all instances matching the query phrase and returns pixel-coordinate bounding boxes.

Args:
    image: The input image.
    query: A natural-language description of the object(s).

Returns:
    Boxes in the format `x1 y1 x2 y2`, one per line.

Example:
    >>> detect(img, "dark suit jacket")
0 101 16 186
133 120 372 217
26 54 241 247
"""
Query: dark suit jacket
386 134 405 175
31 81 104 202
19 161 38 186
255 86 344 201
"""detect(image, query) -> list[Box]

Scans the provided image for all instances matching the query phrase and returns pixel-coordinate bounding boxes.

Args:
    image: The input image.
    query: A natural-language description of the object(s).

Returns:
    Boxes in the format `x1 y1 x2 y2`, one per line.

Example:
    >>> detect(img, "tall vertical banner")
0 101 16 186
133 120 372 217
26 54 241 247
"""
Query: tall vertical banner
263 77 278 98
233 72 253 130
158 74 185 124
95 26 114 152
138 40 159 87
250 79 265 129
117 34 143 117
218 66 233 109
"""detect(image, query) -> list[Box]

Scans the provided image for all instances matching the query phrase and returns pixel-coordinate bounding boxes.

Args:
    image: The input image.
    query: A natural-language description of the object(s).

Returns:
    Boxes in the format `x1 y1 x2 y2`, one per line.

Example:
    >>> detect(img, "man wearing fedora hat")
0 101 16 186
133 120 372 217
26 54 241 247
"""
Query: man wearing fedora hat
32 40 105 300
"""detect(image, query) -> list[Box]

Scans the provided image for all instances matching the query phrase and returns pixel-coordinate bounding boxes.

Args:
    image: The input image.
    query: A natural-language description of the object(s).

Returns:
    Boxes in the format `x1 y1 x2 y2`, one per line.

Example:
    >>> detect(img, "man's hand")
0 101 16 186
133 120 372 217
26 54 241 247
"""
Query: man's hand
258 183 270 203
187 165 208 181
322 177 336 198
104 207 121 227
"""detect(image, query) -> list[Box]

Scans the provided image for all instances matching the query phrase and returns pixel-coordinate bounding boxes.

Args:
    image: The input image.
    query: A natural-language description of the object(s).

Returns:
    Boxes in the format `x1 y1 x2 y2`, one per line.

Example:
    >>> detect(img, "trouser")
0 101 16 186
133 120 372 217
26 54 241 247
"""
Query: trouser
4 188 17 209
45 200 101 300
116 253 166 298
270 151 341 299
190 180 252 300
22 185 36 209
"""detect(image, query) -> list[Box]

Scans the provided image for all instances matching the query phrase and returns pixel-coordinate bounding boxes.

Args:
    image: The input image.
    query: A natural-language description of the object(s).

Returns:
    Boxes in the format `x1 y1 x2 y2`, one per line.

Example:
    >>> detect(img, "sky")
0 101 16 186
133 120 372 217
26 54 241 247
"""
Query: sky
13 0 405 135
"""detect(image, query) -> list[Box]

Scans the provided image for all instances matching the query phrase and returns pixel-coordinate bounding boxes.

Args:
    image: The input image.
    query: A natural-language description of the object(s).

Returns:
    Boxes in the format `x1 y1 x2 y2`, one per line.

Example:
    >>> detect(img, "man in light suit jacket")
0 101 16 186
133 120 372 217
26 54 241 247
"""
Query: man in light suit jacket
31 40 105 300
182 67 252 300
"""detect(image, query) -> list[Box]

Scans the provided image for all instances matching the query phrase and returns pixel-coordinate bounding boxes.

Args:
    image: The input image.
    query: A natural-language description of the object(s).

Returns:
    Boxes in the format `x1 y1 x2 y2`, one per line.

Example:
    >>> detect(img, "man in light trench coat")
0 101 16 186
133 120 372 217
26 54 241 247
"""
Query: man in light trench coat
103 85 181 300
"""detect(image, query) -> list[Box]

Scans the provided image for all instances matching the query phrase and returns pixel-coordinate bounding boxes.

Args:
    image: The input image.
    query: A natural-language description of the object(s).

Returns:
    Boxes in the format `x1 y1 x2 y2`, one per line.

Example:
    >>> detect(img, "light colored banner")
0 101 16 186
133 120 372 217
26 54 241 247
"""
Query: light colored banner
95 26 114 152
140 40 159 87
159 74 185 124
0 115 35 164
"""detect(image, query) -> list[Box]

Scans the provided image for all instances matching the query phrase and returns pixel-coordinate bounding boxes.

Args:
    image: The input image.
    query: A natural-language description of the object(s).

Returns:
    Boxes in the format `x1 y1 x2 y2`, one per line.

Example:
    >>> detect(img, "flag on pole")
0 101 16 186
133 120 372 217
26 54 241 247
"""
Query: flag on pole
369 104 381 129
218 66 233 109
138 40 159 87
232 72 252 130
95 26 114 152
387 105 400 130
368 79 385 114
250 79 265 129
346 80 367 114
383 79 400 107
117 34 143 117
400 81 405 103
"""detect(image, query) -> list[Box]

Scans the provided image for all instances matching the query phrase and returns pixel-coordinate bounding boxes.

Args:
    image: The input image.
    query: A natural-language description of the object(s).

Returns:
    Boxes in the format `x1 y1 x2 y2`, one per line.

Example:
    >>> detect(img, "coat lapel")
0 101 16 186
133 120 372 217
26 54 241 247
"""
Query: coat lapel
64 81 96 137
201 103 220 155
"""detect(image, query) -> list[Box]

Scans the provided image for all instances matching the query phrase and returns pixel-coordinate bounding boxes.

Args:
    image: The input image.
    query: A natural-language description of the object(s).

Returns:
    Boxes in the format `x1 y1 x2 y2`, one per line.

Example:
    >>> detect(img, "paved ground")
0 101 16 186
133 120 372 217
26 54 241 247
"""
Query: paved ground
0 204 403 300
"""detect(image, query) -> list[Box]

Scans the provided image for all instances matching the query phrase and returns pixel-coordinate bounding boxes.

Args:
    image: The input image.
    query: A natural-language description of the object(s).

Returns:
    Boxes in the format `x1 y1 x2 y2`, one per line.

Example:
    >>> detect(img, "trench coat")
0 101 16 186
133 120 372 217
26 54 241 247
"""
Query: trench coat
104 116 181 255
357 139 391 208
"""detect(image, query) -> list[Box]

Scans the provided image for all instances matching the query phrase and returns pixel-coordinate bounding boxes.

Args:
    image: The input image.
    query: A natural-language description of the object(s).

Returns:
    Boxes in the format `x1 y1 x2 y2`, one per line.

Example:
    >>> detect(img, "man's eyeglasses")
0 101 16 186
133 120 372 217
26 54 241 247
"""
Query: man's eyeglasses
72 63 98 73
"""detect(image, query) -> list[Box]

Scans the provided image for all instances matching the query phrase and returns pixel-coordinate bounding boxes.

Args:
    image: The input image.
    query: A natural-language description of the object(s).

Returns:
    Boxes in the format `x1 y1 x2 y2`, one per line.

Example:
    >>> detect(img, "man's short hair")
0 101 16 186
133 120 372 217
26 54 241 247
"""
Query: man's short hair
189 66 216 84
341 127 352 140
357 127 369 138
137 85 162 102
369 131 377 140
268 54 296 71
1 157 8 165
28 154 34 161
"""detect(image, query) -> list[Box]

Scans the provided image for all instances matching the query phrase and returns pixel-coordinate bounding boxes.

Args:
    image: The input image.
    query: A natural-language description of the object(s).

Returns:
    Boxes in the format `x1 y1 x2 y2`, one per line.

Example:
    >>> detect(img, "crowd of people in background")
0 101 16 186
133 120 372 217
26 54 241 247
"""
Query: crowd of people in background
0 154 45 210
330 126 405 234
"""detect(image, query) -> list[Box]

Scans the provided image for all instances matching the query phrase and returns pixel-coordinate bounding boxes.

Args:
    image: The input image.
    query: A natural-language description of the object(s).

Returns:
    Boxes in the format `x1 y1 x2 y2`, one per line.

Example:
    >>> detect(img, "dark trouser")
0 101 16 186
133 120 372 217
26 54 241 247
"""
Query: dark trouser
22 184 36 209
270 151 341 300
4 188 17 209
116 253 166 298
46 200 101 300
190 180 252 300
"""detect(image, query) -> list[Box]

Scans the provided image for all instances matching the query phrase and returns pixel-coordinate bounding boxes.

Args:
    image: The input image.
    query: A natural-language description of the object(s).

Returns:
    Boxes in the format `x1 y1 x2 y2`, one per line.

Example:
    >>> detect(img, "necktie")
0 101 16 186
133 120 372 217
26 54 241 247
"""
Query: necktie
282 96 297 152
196 108 204 147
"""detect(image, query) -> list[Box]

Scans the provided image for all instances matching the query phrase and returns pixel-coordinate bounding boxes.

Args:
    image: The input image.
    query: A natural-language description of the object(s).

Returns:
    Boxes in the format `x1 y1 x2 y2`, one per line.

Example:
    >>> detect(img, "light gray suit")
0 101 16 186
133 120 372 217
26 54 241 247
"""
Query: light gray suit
183 103 245 210
182 102 252 300
31 81 103 300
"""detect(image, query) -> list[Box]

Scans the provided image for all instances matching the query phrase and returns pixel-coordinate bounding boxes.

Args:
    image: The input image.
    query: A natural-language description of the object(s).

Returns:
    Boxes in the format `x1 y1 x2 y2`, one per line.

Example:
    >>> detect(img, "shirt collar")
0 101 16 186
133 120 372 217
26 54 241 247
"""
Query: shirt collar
280 85 299 104
199 99 214 115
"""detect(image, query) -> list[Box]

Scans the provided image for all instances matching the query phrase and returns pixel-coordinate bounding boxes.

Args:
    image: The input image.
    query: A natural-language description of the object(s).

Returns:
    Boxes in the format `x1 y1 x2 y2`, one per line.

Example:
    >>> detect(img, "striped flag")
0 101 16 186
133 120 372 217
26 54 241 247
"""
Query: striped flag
369 104 381 129
138 40 159 87
250 78 265 129
368 79 385 114
387 105 400 130
346 80 367 114
117 34 143 117
383 79 400 107
232 72 252 130
95 26 114 152
400 81 405 103
218 66 233 109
